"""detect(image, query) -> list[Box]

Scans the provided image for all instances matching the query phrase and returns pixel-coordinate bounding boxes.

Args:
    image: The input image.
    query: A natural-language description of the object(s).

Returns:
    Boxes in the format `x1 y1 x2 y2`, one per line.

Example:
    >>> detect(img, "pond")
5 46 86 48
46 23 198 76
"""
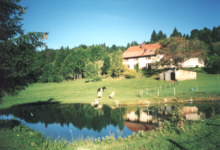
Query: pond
0 101 219 141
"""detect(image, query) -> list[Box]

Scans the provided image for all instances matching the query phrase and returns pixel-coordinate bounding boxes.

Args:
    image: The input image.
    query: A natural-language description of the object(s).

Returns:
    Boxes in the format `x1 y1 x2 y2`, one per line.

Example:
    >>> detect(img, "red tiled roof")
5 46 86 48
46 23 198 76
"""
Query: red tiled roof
123 43 162 58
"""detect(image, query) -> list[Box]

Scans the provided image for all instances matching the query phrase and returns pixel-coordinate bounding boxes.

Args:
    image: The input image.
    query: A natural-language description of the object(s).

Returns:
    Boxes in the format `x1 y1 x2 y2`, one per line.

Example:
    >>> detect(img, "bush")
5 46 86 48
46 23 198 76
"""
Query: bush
92 76 102 82
123 69 137 79
204 53 220 73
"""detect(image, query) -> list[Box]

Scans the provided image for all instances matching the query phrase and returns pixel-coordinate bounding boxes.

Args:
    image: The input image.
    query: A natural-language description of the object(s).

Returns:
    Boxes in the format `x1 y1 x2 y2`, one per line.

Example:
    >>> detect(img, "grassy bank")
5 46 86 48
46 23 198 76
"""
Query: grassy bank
1 72 220 109
0 115 219 150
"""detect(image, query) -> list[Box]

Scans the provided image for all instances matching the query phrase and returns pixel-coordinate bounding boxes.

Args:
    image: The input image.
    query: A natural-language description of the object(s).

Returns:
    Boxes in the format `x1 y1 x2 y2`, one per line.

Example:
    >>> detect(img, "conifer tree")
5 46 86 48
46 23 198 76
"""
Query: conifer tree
0 0 46 97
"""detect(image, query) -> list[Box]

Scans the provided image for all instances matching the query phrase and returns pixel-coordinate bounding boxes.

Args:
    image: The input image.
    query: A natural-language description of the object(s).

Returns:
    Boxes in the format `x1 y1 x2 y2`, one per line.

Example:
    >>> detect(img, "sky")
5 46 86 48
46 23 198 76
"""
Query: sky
20 0 220 49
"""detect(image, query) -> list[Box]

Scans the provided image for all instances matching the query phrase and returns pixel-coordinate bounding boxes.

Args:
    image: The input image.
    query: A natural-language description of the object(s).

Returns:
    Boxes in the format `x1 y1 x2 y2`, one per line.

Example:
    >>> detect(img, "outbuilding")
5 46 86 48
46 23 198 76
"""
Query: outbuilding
159 69 197 81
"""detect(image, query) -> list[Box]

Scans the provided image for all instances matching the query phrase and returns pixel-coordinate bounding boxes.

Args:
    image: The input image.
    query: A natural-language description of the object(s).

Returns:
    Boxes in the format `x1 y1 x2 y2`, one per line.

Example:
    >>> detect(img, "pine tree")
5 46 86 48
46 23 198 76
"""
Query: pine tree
150 30 157 43
170 27 182 37
0 0 46 97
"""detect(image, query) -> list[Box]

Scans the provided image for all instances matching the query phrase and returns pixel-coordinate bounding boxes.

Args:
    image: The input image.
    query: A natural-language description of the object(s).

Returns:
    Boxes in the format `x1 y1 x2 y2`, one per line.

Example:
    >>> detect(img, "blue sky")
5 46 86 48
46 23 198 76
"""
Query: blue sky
20 0 220 49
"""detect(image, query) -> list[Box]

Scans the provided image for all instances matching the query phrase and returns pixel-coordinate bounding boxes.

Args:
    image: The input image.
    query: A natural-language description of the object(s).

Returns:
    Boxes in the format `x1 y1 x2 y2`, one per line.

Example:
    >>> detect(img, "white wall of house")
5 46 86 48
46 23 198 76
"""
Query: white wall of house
181 57 204 68
123 54 163 69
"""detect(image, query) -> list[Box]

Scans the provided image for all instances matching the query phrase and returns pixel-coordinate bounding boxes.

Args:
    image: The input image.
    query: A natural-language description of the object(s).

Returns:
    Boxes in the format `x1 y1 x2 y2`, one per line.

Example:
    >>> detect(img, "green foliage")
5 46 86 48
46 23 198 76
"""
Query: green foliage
110 50 124 77
212 26 220 42
84 64 98 80
101 55 110 75
0 0 47 98
0 32 47 96
150 30 167 43
142 64 161 77
170 27 182 37
92 76 102 82
123 69 137 79
150 30 157 43
190 26 220 43
205 53 220 73
89 46 104 62
135 63 139 73
199 27 212 43
190 29 200 39
0 0 24 41
158 37 207 68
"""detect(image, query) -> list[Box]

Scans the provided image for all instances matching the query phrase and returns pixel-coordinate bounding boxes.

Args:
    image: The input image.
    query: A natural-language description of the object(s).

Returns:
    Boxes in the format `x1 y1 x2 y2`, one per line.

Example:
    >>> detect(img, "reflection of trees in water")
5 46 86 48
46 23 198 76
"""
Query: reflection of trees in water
0 102 219 132
0 103 126 132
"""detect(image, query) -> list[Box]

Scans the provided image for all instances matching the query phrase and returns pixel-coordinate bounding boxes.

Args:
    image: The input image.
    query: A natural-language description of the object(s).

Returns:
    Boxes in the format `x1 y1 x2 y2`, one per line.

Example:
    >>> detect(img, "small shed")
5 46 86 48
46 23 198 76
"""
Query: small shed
159 69 197 81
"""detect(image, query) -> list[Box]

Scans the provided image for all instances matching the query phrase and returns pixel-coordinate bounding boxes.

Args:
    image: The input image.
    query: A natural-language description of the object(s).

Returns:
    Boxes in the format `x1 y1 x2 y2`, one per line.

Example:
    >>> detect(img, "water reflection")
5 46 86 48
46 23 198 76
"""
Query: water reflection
0 101 219 141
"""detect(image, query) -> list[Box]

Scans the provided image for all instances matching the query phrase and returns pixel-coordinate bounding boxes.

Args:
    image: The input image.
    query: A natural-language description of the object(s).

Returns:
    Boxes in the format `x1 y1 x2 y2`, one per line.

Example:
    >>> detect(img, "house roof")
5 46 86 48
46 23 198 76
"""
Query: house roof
123 43 162 58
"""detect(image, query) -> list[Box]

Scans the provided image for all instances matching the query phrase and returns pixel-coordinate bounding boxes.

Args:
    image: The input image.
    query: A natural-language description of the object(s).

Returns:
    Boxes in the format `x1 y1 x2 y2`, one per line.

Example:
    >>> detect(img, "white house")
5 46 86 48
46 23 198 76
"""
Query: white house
123 43 205 70
122 43 163 69
181 57 205 68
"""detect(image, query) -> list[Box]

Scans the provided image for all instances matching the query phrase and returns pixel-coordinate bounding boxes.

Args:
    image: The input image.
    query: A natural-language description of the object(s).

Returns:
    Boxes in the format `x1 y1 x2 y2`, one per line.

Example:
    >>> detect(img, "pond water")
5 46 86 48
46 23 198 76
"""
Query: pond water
0 101 219 141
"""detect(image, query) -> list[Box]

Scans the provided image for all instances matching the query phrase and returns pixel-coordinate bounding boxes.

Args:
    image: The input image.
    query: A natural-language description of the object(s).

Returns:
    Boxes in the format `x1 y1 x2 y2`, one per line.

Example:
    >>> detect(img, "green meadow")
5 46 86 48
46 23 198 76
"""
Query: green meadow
1 72 220 109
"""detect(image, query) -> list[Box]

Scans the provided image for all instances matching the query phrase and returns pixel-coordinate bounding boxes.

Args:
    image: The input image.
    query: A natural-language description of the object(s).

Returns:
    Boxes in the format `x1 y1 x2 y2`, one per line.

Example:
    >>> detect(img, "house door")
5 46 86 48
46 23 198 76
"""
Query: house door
171 72 175 80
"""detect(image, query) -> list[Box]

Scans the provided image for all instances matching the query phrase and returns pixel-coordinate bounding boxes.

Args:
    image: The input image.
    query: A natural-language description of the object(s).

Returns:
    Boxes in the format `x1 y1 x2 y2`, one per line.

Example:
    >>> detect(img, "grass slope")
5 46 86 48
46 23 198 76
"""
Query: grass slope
1 72 220 109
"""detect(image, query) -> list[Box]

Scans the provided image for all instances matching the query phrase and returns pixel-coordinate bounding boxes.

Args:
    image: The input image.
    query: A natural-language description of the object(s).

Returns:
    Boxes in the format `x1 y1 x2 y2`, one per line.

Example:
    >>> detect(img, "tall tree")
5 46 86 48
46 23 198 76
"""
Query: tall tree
0 0 46 97
212 26 220 42
157 37 207 68
101 56 110 75
150 30 157 43
0 0 24 41
84 64 98 81
110 49 124 77
199 27 212 43
89 46 103 62
190 29 200 39
170 27 182 37
158 30 167 41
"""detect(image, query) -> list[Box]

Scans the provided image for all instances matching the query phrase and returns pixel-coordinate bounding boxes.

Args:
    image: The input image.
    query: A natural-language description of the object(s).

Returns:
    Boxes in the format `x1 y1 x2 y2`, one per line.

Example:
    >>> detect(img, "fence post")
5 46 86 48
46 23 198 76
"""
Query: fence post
174 88 176 96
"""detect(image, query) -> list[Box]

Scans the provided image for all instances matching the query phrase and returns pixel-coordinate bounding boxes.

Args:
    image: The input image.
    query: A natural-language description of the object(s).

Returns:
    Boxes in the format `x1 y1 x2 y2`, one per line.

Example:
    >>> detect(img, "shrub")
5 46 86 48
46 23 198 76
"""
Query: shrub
123 69 137 79
92 76 102 82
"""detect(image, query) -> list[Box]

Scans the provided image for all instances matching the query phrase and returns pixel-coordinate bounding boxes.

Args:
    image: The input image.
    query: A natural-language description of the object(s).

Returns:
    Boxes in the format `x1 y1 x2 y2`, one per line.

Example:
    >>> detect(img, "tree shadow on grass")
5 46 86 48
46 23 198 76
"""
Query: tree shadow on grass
13 98 60 107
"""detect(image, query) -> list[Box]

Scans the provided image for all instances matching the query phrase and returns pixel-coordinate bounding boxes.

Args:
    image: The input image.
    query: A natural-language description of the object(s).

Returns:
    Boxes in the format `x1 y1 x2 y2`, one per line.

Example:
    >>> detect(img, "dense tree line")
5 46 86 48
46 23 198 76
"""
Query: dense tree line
35 44 127 82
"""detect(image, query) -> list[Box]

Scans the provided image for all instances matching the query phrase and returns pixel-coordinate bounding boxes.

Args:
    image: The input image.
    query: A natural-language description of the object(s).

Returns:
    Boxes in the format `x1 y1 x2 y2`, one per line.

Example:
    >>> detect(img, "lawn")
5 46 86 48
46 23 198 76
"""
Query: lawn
1 72 220 109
